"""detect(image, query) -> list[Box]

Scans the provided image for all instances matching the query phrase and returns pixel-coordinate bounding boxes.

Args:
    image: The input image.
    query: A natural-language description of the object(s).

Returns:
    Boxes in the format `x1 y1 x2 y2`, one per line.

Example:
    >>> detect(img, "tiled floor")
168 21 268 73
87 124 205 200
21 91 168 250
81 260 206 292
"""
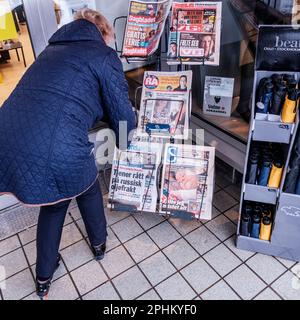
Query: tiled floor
0 162 300 300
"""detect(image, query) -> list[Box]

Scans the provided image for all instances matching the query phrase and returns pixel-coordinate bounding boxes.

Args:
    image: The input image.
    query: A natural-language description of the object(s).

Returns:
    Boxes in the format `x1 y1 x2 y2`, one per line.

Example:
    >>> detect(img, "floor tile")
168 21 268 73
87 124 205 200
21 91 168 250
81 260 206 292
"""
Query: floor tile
224 184 242 201
18 226 37 245
200 280 240 300
206 215 236 241
105 209 130 226
0 236 20 257
113 266 151 300
203 244 242 277
137 289 161 300
71 260 108 295
107 227 121 252
60 223 83 250
181 258 220 294
215 174 232 189
64 213 73 226
168 218 201 236
291 263 300 278
75 219 88 238
224 205 240 225
155 273 196 300
163 238 199 269
23 241 36 266
31 260 67 281
185 226 220 255
276 257 297 269
46 275 78 300
224 265 266 300
147 221 181 249
61 240 93 271
271 271 300 300
110 216 143 243
0 248 28 278
124 233 159 263
224 236 255 261
1 269 35 300
254 288 281 300
213 190 237 213
69 206 81 220
101 246 135 278
83 281 120 300
139 252 176 286
134 212 165 230
246 254 286 284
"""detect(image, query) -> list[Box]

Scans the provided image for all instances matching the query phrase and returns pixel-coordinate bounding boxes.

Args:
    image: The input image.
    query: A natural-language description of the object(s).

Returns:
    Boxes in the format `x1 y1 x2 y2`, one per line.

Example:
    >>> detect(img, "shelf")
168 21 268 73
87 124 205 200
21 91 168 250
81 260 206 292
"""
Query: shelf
252 119 294 144
244 183 278 204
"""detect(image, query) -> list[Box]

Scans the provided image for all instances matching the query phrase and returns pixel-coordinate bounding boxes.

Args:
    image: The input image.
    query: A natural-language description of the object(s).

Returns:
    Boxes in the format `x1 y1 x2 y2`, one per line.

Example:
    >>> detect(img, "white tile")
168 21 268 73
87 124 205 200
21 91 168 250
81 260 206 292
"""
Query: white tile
113 266 151 300
0 248 28 278
110 216 143 243
276 257 297 269
213 190 237 213
206 215 236 241
1 269 35 300
224 184 242 201
61 240 93 271
47 275 78 300
124 233 159 263
107 227 121 252
168 218 201 236
147 221 181 249
155 273 196 300
0 236 20 257
203 244 242 277
272 271 300 300
83 281 120 300
224 236 255 261
71 260 108 295
185 226 220 255
60 223 83 250
101 246 135 278
137 289 161 300
69 206 81 220
105 208 130 226
224 265 266 300
139 252 176 286
163 238 199 269
246 254 286 284
24 241 36 266
224 205 240 225
181 258 220 294
19 226 37 245
200 280 240 300
254 288 281 300
134 212 165 230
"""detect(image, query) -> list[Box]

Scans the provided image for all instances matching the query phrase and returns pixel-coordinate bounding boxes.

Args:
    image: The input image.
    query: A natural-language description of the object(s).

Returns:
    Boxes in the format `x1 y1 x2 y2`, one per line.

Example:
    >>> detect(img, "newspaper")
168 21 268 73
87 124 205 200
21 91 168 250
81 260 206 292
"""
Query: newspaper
167 1 222 66
137 70 192 139
159 144 215 220
108 142 163 213
122 0 172 58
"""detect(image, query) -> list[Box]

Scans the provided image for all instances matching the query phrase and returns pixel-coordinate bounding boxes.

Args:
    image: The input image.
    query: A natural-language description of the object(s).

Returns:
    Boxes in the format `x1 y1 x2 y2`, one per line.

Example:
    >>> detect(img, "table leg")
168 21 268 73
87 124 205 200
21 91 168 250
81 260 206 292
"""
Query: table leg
15 48 20 62
20 46 26 68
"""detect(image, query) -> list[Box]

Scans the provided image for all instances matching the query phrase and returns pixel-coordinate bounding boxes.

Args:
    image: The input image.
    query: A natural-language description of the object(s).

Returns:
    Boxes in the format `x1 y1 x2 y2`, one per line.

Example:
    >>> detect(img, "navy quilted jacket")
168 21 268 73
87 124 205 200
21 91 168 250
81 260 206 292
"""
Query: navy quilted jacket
0 19 136 205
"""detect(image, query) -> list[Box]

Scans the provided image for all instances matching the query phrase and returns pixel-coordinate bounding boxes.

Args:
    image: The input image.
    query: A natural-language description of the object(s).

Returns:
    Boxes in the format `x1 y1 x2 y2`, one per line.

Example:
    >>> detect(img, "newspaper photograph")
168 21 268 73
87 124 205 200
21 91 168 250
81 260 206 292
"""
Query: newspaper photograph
108 143 162 213
159 144 215 220
137 70 192 139
122 0 172 57
167 1 222 66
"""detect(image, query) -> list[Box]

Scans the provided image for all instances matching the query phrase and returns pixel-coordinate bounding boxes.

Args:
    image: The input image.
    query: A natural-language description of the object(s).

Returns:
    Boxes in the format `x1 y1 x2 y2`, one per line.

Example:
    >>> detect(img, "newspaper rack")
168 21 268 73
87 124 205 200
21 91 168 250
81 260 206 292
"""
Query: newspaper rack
109 92 208 222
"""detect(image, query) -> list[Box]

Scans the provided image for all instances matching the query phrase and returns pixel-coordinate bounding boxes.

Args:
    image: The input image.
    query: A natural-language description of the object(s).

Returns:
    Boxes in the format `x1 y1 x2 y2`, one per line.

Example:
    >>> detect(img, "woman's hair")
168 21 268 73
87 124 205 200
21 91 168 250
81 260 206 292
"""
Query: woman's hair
74 8 114 44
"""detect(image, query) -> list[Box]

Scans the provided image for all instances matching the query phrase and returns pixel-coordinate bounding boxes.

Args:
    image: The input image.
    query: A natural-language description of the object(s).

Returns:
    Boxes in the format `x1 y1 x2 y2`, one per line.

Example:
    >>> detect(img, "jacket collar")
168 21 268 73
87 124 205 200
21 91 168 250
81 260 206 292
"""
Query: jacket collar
49 19 105 44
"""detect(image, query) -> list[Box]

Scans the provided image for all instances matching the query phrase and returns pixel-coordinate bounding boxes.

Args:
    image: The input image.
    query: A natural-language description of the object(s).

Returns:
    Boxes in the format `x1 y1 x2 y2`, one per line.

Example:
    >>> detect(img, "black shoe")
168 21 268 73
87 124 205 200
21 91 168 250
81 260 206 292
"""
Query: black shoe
92 243 106 261
36 254 61 299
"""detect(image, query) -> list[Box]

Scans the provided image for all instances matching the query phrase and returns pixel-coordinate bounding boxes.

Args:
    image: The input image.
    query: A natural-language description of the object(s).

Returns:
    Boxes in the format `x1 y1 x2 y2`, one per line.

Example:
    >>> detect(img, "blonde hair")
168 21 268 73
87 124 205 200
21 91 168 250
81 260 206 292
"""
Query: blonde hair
74 8 114 44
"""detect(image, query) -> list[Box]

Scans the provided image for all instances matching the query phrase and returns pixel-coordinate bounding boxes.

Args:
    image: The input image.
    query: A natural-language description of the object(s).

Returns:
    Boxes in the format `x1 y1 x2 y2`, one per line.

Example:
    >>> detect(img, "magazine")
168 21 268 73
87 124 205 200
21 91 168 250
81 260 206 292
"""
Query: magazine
137 70 192 139
159 144 215 220
167 1 222 66
122 0 172 58
108 142 163 213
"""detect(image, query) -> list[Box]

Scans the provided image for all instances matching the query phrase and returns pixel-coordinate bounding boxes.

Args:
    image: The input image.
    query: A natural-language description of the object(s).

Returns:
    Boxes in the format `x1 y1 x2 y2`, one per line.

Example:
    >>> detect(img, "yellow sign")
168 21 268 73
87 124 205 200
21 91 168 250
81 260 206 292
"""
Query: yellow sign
0 0 18 41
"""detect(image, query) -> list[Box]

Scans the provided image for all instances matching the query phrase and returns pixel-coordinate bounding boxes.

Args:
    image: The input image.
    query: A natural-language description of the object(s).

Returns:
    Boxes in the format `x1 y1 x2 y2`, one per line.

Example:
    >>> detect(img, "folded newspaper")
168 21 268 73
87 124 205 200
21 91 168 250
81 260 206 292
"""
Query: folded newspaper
159 143 215 220
167 1 222 66
108 142 163 213
137 70 192 139
122 0 172 58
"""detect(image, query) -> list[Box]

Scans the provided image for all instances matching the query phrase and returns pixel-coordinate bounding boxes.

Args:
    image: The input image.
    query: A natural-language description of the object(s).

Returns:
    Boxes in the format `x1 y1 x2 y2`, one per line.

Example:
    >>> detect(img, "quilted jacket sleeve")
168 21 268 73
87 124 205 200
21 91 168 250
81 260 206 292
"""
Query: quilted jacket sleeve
97 50 137 149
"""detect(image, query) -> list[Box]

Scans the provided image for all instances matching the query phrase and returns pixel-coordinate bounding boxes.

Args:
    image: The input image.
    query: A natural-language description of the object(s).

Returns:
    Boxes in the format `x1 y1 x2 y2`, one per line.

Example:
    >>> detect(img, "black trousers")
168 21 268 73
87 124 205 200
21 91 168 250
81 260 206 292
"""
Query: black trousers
36 179 107 279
